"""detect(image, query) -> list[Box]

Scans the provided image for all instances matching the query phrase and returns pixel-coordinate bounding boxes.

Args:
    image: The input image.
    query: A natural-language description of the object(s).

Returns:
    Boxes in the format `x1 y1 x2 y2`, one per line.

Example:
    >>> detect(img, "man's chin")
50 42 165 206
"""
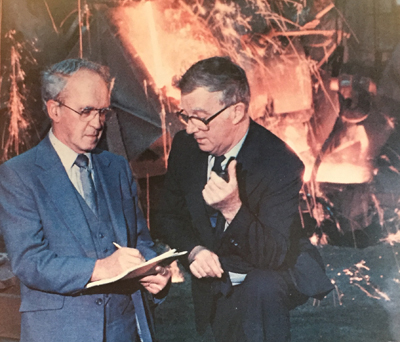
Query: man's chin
198 145 213 154
84 135 101 148
81 141 99 152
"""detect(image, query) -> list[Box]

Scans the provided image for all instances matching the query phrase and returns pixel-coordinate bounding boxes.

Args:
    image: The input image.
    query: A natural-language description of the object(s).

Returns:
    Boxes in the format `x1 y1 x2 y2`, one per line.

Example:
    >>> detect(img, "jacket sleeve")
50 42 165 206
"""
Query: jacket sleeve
155 134 202 255
222 154 305 271
0 163 96 294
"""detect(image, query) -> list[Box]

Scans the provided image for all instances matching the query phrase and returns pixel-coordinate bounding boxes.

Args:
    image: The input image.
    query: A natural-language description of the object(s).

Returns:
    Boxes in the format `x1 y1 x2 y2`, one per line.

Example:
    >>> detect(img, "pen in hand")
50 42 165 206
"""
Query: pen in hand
113 242 146 263
113 242 122 249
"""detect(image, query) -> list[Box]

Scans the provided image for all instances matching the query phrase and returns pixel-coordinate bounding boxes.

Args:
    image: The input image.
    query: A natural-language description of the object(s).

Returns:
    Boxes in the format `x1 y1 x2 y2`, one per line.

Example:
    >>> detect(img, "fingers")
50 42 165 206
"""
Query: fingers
209 159 237 186
115 248 146 267
117 247 145 260
189 249 223 279
202 174 228 206
226 159 237 183
204 160 238 201
92 247 147 281
140 271 171 294
155 265 170 276
141 282 164 294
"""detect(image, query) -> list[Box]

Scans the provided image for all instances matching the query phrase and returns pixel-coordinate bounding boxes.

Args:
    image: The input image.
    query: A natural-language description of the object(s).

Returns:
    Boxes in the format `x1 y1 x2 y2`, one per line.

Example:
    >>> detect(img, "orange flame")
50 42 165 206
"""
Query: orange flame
108 0 370 186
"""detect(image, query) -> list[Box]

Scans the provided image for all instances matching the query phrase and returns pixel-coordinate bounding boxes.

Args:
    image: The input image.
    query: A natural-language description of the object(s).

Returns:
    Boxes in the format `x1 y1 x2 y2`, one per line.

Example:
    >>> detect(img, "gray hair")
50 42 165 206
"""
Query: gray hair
41 58 113 113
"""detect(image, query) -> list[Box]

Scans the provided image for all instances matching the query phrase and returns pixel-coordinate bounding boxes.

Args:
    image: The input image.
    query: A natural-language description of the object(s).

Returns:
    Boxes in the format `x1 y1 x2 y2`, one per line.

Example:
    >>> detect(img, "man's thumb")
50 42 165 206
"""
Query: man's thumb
227 159 237 182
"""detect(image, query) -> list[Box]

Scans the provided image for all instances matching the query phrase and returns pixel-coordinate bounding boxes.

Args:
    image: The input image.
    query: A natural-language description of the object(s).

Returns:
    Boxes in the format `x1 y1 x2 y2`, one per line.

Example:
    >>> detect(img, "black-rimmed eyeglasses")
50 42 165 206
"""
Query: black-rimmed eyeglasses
176 103 236 131
56 100 113 122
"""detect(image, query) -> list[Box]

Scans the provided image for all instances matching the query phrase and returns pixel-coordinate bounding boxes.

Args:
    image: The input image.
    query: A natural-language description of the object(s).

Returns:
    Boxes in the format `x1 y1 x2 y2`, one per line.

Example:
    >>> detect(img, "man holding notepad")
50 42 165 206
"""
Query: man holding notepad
0 59 170 342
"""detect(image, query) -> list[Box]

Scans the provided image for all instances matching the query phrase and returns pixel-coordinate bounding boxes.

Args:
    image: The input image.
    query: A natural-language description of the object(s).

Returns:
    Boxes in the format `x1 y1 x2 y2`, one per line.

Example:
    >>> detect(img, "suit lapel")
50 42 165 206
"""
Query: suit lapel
215 122 266 245
235 121 266 200
35 137 97 258
92 152 128 247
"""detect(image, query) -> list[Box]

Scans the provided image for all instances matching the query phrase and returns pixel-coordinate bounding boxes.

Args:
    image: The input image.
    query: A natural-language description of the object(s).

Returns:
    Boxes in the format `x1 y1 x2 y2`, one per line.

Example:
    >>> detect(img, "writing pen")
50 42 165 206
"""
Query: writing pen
113 242 122 249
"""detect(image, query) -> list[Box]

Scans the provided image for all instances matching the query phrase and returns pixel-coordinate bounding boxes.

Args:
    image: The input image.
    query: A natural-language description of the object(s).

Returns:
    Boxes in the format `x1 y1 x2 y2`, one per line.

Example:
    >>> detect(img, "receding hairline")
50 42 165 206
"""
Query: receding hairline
59 68 111 97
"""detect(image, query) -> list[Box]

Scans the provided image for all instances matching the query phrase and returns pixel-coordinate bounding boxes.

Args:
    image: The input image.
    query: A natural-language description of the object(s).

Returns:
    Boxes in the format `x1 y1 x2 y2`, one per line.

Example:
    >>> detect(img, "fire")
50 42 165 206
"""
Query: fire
107 0 372 188
108 1 220 99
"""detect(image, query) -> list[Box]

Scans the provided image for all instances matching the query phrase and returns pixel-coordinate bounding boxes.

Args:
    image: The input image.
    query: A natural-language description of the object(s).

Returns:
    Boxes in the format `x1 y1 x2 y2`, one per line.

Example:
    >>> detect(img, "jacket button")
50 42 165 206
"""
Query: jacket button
98 233 104 238
95 298 103 306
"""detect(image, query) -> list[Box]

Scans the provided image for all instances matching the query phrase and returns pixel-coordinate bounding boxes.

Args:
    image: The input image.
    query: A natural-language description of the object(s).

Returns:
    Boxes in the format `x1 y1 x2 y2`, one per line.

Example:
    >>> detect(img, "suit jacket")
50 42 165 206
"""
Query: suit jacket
0 136 157 342
157 120 333 331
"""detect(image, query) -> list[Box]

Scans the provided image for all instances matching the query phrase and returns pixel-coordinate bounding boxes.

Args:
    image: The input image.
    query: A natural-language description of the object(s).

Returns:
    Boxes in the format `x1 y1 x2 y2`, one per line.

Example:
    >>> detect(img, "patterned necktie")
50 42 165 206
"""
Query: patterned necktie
75 154 97 214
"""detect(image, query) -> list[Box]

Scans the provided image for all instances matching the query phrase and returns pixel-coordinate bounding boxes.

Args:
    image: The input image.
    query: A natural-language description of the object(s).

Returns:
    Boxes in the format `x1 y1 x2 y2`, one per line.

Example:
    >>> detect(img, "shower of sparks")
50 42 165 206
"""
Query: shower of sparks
2 31 31 162
109 0 352 178
19 0 391 250
343 260 391 301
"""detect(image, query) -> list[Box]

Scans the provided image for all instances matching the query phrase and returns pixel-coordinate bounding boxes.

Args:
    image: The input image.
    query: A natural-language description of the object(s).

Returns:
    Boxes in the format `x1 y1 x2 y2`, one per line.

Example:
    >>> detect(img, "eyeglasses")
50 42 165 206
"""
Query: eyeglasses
176 103 236 131
56 100 113 122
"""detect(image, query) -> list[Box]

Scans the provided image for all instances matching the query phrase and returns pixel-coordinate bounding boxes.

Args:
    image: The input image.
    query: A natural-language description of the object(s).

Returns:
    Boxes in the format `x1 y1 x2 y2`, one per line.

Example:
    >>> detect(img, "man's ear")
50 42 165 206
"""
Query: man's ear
47 100 61 122
231 102 246 124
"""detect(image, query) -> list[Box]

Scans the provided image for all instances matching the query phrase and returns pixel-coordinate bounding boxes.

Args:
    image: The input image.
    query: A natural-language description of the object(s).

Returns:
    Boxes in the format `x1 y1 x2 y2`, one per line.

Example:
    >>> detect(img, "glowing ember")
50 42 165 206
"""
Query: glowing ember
344 260 391 301
310 232 329 246
381 231 400 246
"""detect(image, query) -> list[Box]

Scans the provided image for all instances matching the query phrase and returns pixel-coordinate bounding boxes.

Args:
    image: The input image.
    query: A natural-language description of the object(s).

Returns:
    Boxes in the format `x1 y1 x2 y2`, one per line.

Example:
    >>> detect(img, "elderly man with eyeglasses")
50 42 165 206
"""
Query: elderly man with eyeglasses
0 58 171 342
156 56 333 342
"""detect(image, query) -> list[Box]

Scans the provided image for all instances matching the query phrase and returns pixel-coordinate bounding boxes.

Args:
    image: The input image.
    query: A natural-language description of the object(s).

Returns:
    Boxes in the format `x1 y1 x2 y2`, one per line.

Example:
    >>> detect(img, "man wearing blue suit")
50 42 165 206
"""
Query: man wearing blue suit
0 59 171 342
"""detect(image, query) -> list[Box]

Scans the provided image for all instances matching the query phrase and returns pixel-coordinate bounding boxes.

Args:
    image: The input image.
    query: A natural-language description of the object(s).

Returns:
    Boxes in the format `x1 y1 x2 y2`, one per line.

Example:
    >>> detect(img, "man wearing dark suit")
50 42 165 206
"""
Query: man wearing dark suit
0 59 170 342
156 56 334 341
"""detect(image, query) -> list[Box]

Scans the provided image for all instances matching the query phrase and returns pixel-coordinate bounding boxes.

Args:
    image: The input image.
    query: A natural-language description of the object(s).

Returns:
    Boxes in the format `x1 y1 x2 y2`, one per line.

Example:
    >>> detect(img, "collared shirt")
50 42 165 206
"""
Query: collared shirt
207 130 249 286
48 129 94 199
207 131 248 180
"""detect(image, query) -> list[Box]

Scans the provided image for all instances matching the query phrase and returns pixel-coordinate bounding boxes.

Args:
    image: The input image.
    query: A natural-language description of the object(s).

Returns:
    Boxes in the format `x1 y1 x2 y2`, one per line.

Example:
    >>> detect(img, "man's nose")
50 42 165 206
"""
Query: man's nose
89 111 104 129
185 119 198 134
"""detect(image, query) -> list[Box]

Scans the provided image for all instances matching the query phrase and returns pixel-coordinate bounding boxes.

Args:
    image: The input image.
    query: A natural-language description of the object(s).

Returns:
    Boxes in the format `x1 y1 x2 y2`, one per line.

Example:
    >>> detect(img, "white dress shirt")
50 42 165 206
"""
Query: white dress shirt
208 131 248 285
48 129 94 200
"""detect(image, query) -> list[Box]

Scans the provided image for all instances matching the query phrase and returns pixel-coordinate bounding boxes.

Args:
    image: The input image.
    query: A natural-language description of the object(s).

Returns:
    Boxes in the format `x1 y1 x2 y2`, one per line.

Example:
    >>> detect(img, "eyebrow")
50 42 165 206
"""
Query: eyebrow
188 108 212 117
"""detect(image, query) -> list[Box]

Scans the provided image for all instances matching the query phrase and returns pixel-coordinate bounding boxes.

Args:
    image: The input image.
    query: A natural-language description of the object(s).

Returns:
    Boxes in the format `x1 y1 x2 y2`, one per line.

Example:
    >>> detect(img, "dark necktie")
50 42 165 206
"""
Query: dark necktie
212 155 225 175
208 155 226 228
75 154 97 214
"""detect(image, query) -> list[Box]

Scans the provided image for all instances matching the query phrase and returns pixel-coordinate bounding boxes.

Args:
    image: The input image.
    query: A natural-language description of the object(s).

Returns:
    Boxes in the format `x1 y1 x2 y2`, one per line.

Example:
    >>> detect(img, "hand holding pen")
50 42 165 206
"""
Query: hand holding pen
113 242 169 276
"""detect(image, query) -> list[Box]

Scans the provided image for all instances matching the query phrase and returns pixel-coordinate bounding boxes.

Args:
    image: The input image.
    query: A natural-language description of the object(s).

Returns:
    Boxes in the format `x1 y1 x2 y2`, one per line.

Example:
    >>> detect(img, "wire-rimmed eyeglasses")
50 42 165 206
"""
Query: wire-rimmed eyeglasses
56 100 113 122
176 103 237 131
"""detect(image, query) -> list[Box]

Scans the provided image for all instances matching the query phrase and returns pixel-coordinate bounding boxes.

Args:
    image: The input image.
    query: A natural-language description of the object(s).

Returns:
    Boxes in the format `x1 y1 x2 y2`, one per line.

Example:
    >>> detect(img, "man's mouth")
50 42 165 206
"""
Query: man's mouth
194 135 205 141
86 131 102 138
